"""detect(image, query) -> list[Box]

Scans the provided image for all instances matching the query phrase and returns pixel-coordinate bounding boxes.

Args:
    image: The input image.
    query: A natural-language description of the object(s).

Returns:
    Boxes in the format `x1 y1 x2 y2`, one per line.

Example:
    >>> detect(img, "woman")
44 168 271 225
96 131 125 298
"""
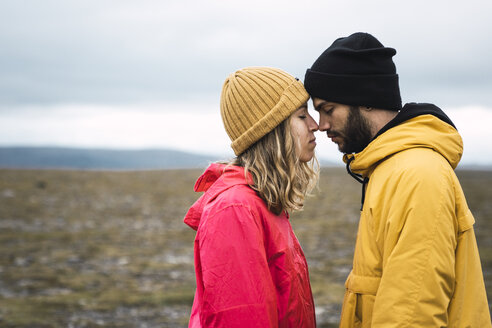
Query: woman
184 67 319 327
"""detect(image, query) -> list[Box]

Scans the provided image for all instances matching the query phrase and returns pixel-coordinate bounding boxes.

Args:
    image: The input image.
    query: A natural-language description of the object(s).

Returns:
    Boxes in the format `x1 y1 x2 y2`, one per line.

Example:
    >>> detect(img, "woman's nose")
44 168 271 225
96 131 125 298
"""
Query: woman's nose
310 119 319 132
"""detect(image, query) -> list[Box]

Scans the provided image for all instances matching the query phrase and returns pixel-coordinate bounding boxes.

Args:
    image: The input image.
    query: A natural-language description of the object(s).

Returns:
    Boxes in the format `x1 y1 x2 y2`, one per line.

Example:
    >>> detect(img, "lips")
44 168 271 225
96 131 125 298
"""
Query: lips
327 131 341 143
327 132 338 138
328 135 340 144
307 136 316 148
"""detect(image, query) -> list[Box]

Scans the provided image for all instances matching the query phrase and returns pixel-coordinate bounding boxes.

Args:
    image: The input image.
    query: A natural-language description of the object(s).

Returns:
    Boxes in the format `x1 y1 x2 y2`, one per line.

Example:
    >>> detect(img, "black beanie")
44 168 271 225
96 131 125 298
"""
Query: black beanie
305 32 402 111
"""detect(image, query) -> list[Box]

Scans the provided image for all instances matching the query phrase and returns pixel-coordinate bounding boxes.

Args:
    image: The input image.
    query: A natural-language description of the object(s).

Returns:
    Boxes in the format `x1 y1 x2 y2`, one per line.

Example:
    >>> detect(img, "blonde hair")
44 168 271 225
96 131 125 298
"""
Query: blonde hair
230 116 319 215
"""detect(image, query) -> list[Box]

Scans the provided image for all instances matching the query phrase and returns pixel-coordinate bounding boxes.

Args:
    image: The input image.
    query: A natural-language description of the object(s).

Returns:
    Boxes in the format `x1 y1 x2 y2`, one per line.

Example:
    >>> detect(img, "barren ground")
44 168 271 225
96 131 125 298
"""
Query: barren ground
1 168 491 327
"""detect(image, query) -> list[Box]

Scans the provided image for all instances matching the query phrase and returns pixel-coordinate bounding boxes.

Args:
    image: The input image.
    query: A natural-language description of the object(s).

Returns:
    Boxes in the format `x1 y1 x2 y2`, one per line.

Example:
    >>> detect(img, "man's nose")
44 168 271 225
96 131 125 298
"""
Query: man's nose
318 117 330 131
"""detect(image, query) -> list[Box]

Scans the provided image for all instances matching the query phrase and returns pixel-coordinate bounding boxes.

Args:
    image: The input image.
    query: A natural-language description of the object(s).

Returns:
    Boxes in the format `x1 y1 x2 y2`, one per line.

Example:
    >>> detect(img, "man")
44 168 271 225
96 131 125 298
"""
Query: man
305 32 491 327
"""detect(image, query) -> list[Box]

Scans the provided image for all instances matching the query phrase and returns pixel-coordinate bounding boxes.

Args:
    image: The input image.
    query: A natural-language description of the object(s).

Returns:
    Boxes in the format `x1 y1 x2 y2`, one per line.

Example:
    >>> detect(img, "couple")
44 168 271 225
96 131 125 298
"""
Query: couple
183 33 491 327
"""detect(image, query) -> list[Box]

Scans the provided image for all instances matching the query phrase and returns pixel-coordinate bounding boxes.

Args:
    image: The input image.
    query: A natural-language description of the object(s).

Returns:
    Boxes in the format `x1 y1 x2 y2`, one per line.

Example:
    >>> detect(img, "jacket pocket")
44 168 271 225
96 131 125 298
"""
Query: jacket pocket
345 271 381 295
457 209 474 233
342 271 381 327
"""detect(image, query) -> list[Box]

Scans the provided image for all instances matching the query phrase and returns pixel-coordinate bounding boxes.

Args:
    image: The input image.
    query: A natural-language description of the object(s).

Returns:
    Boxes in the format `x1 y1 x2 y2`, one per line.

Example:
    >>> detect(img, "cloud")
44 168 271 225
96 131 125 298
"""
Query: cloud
0 101 231 156
445 105 492 166
1 102 491 166
0 1 491 164
0 0 491 106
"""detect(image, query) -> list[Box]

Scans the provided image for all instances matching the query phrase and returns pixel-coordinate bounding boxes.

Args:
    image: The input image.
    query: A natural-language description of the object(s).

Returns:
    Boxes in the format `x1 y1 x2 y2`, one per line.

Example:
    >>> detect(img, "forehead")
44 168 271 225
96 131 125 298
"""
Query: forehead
295 102 308 111
312 98 339 110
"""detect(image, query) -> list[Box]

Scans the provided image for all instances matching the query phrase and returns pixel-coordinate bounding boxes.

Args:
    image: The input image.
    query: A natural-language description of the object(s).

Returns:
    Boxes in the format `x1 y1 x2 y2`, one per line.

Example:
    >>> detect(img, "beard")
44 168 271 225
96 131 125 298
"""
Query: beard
336 106 373 154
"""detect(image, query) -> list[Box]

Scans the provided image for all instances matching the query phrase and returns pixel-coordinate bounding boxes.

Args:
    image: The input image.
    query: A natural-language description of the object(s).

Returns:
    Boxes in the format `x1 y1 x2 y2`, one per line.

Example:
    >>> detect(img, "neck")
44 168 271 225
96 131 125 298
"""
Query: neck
363 108 398 138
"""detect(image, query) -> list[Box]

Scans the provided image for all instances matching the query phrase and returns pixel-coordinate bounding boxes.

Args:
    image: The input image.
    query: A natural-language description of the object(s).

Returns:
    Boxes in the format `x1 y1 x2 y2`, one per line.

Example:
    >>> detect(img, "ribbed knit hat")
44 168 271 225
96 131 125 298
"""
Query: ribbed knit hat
305 32 402 111
220 67 309 156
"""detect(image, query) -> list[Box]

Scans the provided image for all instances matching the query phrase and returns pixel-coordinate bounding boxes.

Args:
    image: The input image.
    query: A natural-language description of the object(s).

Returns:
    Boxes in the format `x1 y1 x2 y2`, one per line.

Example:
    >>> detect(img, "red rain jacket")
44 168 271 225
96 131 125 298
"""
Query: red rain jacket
184 163 316 328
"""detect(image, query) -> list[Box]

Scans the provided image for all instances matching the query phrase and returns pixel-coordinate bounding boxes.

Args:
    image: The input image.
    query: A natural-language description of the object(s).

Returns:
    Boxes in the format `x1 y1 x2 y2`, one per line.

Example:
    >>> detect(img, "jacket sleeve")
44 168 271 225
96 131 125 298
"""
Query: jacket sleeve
196 203 278 328
370 161 457 327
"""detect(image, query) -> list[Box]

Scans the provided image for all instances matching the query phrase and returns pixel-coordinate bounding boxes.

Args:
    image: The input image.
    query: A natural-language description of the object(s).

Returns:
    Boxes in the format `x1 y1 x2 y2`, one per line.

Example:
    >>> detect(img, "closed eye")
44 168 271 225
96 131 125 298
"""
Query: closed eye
316 102 335 115
322 107 334 115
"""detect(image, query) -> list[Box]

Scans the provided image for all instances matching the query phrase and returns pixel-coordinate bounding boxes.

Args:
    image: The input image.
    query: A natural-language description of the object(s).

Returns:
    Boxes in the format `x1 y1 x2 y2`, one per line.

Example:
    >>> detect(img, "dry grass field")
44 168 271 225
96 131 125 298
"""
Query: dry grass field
0 167 491 327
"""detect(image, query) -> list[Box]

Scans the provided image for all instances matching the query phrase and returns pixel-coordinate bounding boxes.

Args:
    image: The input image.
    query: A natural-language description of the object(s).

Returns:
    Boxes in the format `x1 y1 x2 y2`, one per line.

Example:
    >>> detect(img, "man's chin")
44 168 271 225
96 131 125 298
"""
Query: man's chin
328 137 348 153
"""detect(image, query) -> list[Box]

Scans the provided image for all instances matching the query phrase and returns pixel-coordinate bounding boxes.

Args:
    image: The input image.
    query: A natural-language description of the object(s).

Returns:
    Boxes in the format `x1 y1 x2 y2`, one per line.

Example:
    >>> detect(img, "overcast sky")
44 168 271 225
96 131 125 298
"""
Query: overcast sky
1 0 491 165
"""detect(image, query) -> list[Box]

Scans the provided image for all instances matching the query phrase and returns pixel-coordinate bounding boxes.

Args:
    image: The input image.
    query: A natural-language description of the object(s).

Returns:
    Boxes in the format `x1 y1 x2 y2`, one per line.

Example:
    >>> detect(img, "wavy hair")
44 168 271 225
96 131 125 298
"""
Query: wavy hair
229 117 319 215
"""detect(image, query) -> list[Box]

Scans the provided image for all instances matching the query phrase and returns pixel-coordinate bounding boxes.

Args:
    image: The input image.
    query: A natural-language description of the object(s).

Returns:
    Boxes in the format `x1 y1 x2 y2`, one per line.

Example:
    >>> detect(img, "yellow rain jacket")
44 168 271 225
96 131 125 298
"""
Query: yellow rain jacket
340 103 491 327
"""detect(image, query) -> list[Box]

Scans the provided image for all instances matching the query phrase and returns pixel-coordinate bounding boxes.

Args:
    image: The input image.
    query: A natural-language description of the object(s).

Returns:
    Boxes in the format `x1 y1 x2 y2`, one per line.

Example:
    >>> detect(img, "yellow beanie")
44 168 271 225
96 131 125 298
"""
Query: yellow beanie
220 67 309 156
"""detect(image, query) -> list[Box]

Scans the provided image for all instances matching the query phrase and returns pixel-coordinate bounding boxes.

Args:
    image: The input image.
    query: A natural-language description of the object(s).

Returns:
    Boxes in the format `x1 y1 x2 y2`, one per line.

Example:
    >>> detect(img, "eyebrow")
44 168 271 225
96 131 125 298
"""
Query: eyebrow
314 101 328 112
315 101 337 112
297 103 308 111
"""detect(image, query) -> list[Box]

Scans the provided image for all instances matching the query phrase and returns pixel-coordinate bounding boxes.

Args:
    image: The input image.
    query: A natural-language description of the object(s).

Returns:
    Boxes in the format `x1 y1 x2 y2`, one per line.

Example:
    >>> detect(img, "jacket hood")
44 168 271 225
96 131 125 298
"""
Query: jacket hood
183 163 253 230
344 103 463 177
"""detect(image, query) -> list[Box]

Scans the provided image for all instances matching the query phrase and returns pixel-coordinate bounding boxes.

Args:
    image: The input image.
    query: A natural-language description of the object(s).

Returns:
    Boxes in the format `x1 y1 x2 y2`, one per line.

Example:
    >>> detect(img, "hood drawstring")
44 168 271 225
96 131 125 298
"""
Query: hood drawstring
346 156 369 210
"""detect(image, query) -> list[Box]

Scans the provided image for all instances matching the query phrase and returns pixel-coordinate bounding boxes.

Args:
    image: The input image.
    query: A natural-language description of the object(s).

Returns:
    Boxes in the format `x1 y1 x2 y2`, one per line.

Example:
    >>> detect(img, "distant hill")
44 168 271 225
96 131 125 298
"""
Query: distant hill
0 147 220 170
4 146 483 171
